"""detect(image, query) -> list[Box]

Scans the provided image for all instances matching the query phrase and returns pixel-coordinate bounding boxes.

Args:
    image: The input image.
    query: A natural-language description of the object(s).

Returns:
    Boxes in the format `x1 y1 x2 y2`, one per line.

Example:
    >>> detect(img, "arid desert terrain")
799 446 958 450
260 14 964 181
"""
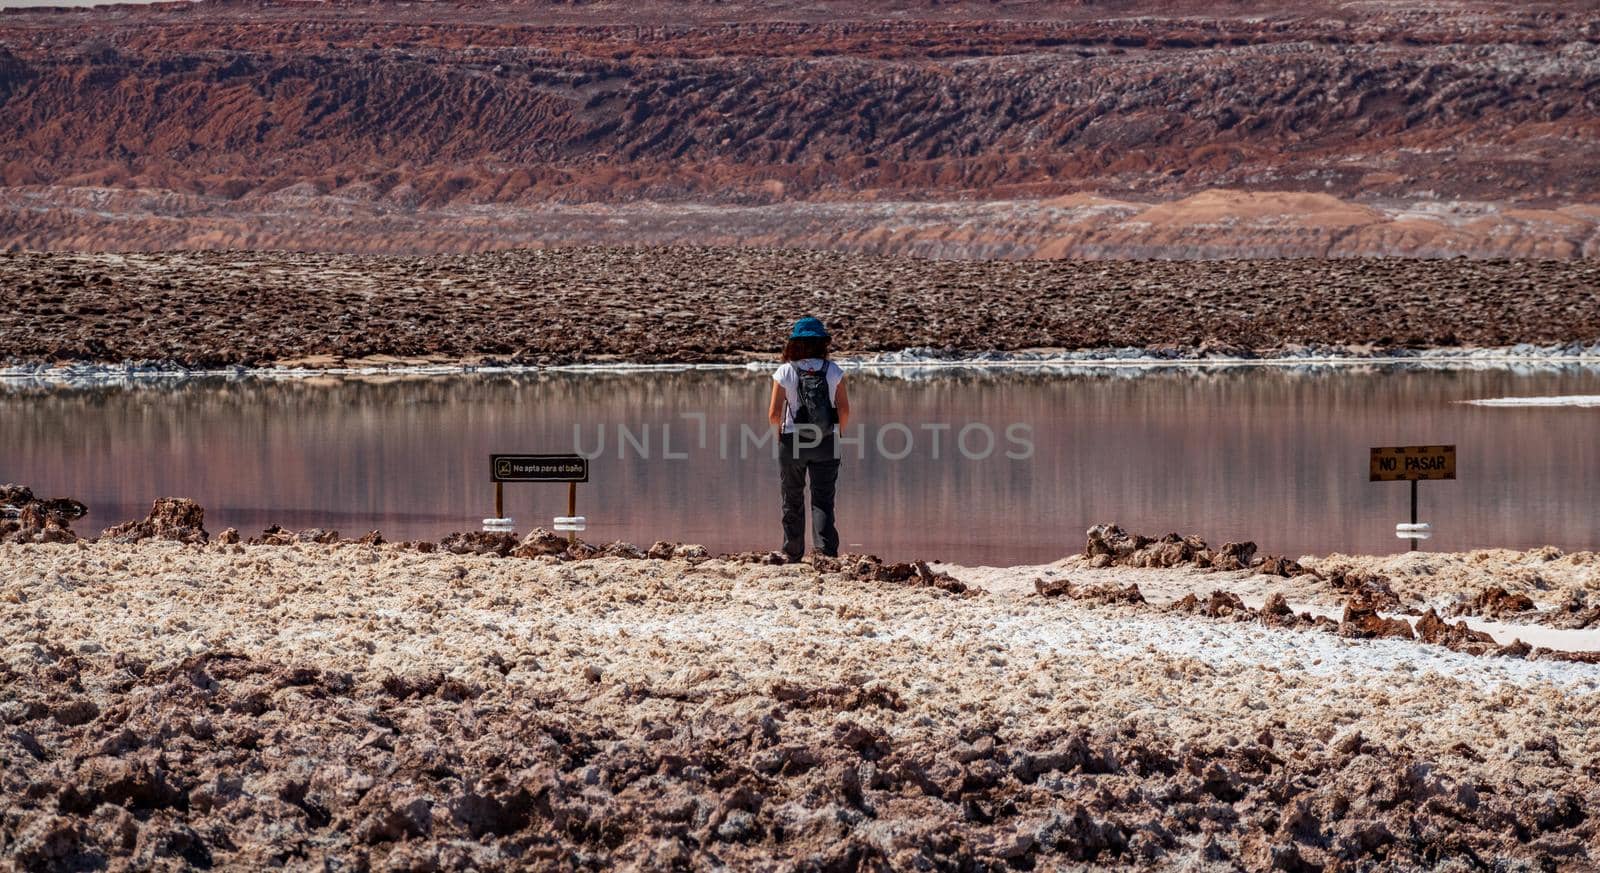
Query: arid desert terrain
4 1 1600 870
2 494 1598 870
0 0 1597 257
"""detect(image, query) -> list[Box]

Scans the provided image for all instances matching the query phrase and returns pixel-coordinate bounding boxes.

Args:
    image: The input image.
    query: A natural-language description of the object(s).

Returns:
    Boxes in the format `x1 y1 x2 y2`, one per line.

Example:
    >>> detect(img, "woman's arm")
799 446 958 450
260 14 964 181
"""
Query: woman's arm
833 377 850 430
768 380 786 428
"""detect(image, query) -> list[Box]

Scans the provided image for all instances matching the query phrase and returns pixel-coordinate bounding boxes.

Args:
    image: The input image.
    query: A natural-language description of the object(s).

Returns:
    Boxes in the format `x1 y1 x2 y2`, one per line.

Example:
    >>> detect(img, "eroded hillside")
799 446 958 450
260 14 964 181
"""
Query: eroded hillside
0 0 1596 255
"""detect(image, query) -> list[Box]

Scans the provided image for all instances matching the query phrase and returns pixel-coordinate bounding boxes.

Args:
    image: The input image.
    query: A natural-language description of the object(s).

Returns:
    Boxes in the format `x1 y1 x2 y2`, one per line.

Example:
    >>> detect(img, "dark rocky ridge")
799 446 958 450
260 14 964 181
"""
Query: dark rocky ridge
2 249 1597 367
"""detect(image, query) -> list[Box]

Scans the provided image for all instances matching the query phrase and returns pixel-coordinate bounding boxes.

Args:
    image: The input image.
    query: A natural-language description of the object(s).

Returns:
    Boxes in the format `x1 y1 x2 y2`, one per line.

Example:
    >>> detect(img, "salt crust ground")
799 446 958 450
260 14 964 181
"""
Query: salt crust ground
9 543 1595 703
3 542 1598 868
956 549 1600 653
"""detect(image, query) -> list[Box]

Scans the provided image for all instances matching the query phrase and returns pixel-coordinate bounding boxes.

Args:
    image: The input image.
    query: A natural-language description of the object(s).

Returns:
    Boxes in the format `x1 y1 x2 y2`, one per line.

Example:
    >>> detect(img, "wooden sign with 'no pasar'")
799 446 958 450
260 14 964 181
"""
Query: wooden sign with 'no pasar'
1369 445 1456 482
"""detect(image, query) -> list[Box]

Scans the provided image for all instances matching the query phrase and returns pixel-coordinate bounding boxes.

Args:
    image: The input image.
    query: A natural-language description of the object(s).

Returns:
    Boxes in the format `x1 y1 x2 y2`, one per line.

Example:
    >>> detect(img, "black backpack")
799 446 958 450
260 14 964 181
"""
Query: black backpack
792 363 835 430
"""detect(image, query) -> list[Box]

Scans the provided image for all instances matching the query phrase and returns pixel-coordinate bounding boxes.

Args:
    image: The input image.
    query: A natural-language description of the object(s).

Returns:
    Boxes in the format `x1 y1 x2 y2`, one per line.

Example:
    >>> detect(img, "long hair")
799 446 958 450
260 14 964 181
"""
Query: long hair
781 336 830 362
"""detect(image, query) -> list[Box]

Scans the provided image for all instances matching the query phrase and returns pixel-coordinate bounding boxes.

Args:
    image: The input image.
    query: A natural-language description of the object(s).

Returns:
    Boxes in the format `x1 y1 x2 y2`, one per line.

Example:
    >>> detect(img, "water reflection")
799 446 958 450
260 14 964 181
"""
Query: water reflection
3 366 1598 564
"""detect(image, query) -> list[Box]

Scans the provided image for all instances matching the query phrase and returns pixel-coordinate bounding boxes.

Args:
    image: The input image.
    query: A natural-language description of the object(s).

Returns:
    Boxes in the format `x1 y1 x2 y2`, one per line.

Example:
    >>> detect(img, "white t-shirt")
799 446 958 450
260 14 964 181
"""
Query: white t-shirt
773 359 844 434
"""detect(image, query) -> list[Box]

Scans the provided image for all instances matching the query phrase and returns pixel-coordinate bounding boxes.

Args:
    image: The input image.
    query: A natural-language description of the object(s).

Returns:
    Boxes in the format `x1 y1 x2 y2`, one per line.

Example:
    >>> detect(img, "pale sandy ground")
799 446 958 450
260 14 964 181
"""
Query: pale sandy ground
953 549 1600 653
3 541 1598 869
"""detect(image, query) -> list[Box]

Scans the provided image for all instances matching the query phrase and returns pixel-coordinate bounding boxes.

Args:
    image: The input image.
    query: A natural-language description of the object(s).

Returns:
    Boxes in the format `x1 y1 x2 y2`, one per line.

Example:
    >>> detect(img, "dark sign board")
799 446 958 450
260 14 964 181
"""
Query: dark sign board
1369 445 1456 482
492 454 589 483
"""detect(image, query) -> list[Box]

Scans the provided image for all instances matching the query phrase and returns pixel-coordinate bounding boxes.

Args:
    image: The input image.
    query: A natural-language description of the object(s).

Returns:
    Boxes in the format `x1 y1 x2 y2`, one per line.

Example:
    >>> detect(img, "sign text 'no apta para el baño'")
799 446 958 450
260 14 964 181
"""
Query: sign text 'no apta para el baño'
491 454 589 483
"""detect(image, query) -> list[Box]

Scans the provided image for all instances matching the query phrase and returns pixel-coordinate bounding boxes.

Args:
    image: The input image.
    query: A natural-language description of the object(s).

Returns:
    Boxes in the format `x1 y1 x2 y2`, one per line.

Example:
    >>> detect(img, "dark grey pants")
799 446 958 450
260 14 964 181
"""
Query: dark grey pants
779 433 840 558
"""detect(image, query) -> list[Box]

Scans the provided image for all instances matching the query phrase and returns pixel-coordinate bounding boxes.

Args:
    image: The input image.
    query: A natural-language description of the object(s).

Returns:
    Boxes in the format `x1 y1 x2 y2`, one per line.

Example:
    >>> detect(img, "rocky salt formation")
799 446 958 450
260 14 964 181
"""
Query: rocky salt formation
2 539 1598 869
1084 523 1304 577
1059 525 1600 663
0 483 30 509
0 483 86 545
231 520 960 597
98 498 209 545
1337 589 1417 642
1307 548 1600 631
804 554 970 594
3 250 1598 368
1448 585 1538 619
1546 591 1600 631
1034 576 1146 605
0 2 1596 256
1415 610 1499 656
1081 525 1600 638
216 520 707 564
244 524 344 546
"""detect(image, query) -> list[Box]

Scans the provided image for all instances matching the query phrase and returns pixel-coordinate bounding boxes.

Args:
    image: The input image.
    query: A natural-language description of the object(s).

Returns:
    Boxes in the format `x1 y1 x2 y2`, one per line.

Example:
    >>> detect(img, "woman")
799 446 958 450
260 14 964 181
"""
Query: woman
767 316 850 560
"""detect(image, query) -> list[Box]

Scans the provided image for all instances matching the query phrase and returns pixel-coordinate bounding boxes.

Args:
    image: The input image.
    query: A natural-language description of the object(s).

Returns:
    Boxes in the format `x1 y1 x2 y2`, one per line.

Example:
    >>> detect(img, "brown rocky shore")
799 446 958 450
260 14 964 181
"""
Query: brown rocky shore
3 249 1599 368
3 492 1598 869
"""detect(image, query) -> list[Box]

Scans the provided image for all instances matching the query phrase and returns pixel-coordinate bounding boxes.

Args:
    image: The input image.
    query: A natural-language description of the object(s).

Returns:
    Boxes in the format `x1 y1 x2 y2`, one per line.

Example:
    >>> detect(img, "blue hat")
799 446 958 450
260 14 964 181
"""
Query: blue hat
789 317 830 340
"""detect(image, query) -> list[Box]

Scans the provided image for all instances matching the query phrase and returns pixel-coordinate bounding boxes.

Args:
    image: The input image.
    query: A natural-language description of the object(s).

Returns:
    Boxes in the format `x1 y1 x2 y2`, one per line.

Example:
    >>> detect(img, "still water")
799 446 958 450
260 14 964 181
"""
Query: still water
3 366 1598 564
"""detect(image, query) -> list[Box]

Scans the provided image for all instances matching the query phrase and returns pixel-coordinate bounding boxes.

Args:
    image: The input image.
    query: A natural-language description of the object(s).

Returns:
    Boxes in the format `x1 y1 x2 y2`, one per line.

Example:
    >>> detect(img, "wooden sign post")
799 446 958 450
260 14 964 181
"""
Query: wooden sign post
1369 445 1455 551
490 454 590 543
